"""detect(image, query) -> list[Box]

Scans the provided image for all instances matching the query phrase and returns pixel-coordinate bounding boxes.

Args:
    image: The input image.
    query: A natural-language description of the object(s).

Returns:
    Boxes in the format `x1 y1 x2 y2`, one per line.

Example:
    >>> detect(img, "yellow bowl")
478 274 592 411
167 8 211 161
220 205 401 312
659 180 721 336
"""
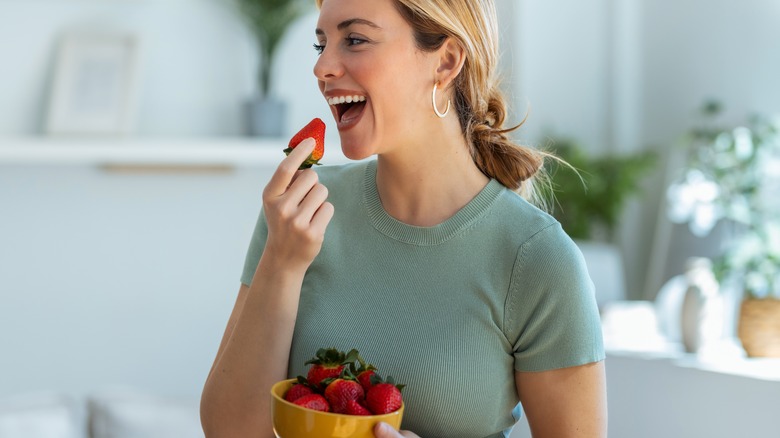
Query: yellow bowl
271 378 404 438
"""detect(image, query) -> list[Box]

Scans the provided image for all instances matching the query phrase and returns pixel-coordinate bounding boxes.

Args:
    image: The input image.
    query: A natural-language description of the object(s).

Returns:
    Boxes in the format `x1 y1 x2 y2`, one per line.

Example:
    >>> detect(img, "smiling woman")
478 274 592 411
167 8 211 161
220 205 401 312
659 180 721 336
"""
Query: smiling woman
200 1 606 438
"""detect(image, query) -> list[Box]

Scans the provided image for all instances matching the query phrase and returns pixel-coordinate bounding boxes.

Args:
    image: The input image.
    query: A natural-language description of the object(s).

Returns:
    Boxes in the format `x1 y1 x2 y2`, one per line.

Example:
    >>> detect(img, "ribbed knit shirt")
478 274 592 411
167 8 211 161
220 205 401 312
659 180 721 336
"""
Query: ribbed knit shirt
241 160 604 438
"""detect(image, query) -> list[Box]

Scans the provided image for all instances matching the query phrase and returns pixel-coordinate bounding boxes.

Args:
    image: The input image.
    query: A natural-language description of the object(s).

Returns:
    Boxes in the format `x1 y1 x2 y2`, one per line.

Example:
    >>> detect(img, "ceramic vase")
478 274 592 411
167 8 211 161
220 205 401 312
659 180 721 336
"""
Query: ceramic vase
680 257 724 353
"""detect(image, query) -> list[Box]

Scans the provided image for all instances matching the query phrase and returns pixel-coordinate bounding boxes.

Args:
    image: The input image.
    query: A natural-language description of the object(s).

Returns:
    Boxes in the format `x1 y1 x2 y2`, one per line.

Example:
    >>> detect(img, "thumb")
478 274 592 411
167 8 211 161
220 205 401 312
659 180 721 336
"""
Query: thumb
373 422 398 438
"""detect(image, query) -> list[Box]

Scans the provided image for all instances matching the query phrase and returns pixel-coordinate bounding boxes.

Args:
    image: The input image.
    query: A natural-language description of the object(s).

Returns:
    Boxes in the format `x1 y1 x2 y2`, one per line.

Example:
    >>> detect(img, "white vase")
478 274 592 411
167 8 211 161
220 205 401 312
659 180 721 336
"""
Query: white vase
680 257 724 353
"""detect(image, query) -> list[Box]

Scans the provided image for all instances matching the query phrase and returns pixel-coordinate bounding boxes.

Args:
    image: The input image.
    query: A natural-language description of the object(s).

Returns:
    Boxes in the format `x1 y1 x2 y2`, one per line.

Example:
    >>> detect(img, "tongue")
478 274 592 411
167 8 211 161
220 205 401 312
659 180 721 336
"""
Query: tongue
340 101 366 122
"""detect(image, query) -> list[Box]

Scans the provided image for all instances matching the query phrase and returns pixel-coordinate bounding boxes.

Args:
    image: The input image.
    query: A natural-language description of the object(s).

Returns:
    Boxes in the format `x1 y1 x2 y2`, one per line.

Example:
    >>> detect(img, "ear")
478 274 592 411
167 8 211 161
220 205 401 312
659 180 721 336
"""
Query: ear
434 37 466 89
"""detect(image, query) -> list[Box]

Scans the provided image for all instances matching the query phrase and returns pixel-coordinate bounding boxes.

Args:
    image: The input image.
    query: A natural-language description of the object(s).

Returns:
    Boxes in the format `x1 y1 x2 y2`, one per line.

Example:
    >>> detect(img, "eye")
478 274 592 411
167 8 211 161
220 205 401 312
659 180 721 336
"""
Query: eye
312 43 325 55
345 37 368 47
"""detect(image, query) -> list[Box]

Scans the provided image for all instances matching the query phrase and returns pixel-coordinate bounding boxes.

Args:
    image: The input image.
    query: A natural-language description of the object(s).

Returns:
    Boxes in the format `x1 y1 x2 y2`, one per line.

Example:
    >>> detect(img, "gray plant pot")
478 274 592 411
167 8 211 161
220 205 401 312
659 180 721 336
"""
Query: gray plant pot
246 96 287 137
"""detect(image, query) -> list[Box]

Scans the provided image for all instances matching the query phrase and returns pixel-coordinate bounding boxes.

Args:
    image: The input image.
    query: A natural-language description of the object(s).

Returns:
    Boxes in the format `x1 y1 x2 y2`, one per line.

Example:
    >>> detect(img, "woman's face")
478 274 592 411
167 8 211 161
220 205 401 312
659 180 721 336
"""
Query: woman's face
314 0 438 160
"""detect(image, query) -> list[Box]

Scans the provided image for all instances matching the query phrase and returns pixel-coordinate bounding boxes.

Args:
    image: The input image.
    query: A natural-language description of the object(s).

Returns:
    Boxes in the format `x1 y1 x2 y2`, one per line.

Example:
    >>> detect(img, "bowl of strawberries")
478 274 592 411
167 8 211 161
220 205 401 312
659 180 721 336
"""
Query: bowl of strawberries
271 348 405 438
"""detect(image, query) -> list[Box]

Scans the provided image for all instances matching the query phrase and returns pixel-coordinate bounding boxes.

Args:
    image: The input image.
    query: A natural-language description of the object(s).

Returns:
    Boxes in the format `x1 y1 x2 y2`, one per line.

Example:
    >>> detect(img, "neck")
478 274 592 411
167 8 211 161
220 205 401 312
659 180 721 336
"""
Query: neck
375 122 490 227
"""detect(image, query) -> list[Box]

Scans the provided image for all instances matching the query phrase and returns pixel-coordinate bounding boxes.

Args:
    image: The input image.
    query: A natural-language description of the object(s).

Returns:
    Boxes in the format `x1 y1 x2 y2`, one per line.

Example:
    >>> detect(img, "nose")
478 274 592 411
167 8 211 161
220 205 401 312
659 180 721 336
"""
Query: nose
313 46 344 83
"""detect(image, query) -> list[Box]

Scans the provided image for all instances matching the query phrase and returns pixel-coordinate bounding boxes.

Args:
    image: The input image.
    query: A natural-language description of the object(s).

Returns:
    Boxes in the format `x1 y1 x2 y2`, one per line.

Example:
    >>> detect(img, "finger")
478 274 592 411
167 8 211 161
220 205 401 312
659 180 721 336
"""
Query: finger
298 183 329 219
266 138 316 197
309 201 334 235
284 169 320 204
373 422 401 438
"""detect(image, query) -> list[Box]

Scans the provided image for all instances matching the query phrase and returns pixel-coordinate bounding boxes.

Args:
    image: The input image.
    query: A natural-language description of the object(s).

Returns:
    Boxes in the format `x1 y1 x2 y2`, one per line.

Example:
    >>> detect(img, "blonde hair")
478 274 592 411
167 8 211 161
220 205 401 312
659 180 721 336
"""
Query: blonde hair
314 0 549 205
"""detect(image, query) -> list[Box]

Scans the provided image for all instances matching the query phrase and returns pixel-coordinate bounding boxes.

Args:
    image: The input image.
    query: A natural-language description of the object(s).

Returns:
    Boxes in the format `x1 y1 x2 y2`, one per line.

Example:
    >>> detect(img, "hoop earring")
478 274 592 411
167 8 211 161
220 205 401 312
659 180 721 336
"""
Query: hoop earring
432 82 450 118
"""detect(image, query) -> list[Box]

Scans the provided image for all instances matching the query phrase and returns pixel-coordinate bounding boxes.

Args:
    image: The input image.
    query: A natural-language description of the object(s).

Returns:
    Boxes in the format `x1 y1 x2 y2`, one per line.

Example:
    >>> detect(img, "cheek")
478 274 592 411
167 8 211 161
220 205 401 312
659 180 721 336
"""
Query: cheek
352 50 432 126
371 65 428 113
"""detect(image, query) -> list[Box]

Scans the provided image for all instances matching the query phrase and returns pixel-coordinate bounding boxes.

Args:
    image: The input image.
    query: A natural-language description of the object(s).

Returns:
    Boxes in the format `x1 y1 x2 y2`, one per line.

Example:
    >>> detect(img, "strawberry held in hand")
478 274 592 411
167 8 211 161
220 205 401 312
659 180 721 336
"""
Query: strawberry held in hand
284 117 326 169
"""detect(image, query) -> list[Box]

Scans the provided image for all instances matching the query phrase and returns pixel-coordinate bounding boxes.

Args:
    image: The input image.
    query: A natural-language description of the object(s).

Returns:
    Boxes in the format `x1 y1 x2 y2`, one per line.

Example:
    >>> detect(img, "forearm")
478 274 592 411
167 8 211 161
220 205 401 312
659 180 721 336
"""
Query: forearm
201 139 333 436
200 256 305 437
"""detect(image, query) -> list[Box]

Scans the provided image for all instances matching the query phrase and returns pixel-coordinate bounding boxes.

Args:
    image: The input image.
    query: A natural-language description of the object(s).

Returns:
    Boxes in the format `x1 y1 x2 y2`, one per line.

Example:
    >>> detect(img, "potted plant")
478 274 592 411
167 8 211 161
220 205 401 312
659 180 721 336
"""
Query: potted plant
666 101 780 357
545 138 657 241
232 0 311 136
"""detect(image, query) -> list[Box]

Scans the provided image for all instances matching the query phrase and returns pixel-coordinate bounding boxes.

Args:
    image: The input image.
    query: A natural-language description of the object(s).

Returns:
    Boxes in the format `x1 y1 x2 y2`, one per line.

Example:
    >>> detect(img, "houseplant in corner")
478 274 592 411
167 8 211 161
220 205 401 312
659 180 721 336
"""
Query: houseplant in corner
232 0 310 136
667 101 780 357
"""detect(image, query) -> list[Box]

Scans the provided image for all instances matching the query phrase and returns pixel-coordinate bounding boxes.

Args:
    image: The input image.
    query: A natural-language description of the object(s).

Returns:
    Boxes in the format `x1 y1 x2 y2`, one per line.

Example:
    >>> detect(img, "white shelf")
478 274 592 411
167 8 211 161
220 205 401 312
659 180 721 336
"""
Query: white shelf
607 348 780 382
0 136 349 167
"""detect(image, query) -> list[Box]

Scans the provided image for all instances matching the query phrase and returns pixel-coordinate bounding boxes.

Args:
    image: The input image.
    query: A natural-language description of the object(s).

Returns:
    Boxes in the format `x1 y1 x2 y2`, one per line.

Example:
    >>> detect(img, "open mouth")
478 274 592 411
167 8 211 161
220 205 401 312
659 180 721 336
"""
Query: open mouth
328 95 367 124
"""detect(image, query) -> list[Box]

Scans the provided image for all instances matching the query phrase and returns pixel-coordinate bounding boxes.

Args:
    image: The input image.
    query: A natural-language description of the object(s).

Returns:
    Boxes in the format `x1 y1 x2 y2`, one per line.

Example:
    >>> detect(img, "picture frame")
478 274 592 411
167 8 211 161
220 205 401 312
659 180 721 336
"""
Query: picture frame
45 32 140 136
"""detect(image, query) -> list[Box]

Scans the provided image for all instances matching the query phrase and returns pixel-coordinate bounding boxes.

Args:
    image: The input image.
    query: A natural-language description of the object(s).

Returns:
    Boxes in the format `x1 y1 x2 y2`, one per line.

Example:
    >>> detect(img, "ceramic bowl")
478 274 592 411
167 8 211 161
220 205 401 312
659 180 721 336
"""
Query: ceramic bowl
270 378 404 438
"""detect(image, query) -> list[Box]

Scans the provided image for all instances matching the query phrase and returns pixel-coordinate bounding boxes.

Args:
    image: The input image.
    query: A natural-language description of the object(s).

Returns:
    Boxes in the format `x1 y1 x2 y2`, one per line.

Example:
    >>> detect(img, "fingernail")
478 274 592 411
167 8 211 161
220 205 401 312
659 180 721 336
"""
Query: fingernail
301 137 315 148
377 422 390 434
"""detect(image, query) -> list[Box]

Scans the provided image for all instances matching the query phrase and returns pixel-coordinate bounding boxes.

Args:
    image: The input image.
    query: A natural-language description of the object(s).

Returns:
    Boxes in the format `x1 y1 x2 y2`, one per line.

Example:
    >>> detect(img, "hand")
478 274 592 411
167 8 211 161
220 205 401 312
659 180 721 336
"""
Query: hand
374 422 420 438
261 138 334 272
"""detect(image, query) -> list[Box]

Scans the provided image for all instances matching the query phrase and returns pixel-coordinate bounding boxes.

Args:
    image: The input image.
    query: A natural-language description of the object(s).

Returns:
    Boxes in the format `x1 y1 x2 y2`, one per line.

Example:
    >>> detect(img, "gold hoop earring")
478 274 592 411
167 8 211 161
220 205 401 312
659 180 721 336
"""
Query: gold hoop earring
432 82 450 118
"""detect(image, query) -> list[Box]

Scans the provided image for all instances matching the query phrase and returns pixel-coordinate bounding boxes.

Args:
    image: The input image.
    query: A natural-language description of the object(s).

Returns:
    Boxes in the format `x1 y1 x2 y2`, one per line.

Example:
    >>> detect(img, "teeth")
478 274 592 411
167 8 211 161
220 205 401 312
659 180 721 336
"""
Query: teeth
328 95 366 106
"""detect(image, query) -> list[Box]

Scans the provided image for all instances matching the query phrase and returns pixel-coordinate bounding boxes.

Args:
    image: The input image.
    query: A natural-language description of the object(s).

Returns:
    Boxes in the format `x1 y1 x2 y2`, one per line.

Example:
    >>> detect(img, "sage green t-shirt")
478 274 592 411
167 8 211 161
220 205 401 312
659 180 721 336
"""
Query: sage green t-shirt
241 160 604 438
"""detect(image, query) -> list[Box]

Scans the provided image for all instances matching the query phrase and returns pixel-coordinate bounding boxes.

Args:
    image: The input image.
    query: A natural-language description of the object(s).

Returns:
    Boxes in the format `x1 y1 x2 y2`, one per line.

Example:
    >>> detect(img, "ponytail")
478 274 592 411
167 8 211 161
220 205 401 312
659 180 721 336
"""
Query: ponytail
459 82 545 196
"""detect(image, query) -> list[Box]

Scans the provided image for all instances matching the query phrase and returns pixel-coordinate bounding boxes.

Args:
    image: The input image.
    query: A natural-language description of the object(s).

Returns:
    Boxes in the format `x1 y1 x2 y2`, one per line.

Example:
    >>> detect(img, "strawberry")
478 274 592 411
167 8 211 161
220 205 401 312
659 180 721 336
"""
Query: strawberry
365 377 404 415
356 369 377 392
284 383 315 403
292 393 330 412
348 351 378 392
284 117 326 169
305 348 359 389
343 399 372 416
323 377 365 414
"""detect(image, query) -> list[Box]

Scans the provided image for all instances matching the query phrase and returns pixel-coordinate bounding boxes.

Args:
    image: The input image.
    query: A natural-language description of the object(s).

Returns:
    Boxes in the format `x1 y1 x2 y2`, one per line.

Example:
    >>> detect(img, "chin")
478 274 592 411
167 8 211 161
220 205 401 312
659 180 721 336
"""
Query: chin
338 133 377 161
340 143 374 162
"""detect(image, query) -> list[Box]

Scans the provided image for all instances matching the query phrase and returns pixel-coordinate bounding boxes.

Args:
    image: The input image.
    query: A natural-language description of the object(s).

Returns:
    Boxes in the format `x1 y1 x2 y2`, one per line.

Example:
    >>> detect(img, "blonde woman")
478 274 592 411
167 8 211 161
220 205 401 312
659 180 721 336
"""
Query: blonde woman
200 0 607 437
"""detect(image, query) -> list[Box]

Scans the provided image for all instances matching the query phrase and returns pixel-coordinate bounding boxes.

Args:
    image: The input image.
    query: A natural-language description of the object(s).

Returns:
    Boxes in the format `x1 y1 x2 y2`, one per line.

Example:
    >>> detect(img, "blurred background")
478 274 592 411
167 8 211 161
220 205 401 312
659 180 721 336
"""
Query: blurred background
1 0 779 437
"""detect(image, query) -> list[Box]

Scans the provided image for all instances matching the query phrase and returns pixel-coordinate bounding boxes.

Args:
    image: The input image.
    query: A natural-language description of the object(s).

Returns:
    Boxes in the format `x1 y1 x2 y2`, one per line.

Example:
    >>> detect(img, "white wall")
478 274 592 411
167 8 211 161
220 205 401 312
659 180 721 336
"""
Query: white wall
639 0 780 298
511 0 613 153
0 164 272 399
0 0 257 137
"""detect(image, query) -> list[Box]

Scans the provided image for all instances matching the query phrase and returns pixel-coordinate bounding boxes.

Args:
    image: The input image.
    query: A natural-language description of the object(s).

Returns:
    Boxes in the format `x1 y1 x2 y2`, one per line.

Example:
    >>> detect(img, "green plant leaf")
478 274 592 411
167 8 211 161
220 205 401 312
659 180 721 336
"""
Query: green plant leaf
547 138 657 240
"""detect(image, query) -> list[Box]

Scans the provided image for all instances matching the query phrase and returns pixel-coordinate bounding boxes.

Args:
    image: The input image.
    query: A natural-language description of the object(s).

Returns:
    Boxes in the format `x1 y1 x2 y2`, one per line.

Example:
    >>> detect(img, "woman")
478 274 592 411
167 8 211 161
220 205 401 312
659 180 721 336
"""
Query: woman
200 0 607 437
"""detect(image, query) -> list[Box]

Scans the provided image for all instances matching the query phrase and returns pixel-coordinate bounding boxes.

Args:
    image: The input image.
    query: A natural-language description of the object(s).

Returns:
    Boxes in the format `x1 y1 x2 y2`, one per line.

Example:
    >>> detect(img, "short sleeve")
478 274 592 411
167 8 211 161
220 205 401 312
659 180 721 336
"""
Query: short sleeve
505 223 605 372
240 209 268 286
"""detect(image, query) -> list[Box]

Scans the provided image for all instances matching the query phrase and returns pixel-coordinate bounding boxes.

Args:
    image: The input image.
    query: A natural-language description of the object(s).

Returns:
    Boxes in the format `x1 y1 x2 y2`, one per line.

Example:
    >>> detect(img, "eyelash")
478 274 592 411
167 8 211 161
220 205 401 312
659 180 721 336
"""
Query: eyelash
312 37 368 56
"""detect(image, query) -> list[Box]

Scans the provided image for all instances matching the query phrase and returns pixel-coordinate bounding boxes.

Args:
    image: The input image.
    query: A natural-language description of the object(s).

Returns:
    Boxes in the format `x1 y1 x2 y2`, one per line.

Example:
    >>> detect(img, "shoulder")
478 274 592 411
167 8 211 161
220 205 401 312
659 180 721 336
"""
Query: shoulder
488 188 586 286
489 185 565 249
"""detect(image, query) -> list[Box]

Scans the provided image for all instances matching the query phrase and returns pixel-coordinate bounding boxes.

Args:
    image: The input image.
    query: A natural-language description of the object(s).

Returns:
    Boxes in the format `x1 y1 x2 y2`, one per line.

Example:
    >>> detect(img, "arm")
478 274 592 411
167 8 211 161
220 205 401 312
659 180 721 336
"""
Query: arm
515 361 608 437
200 139 334 438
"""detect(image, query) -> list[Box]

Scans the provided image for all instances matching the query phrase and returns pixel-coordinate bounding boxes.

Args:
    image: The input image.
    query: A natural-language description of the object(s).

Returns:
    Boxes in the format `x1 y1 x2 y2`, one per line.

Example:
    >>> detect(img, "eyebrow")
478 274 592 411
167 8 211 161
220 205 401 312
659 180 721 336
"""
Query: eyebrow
315 18 382 36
